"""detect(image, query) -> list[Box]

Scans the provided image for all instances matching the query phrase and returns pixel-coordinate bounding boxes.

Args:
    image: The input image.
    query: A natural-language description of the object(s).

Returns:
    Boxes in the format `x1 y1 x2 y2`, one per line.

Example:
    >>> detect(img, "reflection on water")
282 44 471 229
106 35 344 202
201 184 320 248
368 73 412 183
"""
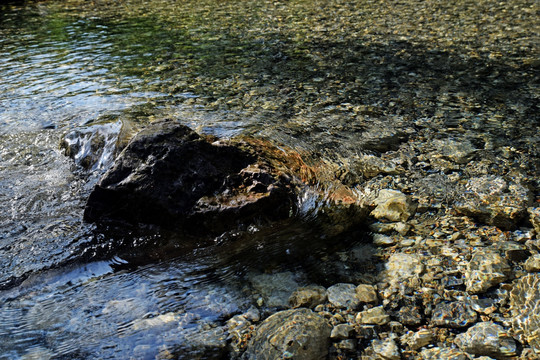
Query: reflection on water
0 0 538 358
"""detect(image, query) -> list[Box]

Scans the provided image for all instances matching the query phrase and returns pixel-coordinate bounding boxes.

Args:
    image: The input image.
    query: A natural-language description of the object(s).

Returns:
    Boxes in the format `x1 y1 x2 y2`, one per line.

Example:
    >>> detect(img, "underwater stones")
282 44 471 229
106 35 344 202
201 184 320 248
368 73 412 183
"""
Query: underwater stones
289 285 327 309
464 249 511 294
431 302 477 328
454 322 516 358
330 324 354 340
382 253 424 291
353 153 401 178
431 138 476 164
455 175 532 230
327 283 361 309
400 329 433 351
509 274 540 353
524 254 540 272
418 347 470 360
243 308 331 360
249 271 301 309
370 189 416 222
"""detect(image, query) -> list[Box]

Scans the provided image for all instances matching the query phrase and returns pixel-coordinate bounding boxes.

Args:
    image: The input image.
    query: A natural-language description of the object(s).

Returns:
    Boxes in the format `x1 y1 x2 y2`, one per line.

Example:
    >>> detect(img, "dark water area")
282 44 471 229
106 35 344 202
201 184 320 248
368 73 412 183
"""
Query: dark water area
0 0 538 358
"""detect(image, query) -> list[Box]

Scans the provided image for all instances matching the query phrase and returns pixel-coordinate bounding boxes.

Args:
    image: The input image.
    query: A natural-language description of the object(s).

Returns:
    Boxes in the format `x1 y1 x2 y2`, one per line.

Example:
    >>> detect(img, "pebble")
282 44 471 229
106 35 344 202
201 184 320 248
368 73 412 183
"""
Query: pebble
400 328 433 350
355 306 390 325
529 207 540 237
370 189 416 222
289 285 327 309
371 338 400 360
419 347 471 360
355 284 378 304
524 254 540 272
330 324 354 340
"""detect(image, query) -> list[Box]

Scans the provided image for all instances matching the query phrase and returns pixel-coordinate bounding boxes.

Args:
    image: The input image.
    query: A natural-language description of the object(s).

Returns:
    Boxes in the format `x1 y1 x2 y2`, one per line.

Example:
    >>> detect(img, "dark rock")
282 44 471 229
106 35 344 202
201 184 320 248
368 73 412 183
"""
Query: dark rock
84 120 296 233
454 321 517 358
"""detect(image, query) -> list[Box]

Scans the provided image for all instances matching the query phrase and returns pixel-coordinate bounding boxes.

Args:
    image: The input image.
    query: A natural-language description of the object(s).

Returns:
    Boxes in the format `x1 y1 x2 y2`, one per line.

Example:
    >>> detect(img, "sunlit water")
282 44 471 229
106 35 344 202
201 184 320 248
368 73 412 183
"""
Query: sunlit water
0 0 538 358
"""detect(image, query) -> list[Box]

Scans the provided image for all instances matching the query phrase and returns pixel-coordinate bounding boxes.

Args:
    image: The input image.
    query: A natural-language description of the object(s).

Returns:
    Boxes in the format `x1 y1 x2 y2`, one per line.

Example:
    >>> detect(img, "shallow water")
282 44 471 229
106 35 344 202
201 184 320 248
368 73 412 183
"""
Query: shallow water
0 0 538 358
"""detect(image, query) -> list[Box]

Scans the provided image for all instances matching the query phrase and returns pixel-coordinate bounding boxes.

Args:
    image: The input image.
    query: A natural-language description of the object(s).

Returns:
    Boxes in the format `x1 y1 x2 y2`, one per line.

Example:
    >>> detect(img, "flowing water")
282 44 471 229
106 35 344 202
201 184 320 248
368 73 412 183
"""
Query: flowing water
0 0 538 358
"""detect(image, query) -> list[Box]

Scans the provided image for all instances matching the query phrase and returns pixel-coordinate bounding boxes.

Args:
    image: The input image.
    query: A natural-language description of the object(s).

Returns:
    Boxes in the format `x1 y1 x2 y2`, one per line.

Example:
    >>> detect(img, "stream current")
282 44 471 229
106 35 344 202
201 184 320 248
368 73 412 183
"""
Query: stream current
0 0 538 358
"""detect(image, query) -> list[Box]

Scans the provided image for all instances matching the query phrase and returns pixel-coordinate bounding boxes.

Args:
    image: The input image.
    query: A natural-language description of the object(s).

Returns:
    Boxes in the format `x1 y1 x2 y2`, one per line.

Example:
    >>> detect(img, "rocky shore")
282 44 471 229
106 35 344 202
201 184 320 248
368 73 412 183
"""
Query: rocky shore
64 115 540 359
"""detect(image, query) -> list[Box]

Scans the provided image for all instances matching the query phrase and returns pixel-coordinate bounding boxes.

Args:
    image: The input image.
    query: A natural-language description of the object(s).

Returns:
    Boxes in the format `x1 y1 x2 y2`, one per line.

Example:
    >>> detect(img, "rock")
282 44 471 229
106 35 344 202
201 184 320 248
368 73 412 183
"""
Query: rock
524 254 540 272
289 285 327 309
371 338 400 360
370 189 416 222
327 283 361 309
373 233 397 246
355 284 378 304
249 271 301 308
529 207 540 238
84 120 296 232
369 221 411 235
431 301 477 328
353 153 400 178
243 308 331 360
431 138 476 164
455 175 532 230
419 347 471 360
400 329 433 350
355 306 390 325
380 253 424 297
330 324 354 340
509 274 540 353
335 339 356 351
464 249 511 294
454 321 517 358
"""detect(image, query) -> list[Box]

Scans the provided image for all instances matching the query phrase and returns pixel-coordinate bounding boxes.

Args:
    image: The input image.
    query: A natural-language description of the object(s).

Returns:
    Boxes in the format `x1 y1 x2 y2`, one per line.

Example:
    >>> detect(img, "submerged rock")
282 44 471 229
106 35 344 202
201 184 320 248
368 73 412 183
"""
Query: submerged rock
431 301 477 328
289 285 327 309
370 189 416 222
509 274 540 353
455 175 532 230
464 249 511 294
327 283 361 309
243 308 331 360
454 321 516 358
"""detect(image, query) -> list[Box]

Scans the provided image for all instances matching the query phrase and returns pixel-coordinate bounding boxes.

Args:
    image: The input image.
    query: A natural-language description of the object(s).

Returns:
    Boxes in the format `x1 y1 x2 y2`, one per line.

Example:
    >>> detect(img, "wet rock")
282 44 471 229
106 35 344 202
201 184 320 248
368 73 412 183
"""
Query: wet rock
370 337 400 360
335 339 356 351
249 271 301 309
509 274 540 353
455 175 532 230
84 120 296 232
431 301 477 328
380 253 424 296
355 306 390 325
400 329 433 350
369 221 411 236
373 233 397 246
529 207 540 238
370 189 416 222
353 153 400 178
183 326 228 360
419 347 471 360
464 249 511 294
454 321 516 358
327 283 361 309
524 254 540 272
330 324 354 340
289 285 327 309
355 284 378 304
243 308 331 360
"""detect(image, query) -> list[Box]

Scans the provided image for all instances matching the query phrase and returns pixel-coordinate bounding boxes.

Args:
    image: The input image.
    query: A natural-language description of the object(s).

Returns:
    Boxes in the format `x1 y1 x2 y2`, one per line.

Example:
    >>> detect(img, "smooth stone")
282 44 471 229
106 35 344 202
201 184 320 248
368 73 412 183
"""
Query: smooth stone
431 301 477 328
371 338 400 360
370 189 417 222
455 175 532 230
355 284 378 304
373 233 397 246
454 321 517 358
369 221 410 235
355 306 390 325
327 283 361 309
464 249 511 294
289 285 327 309
243 308 331 360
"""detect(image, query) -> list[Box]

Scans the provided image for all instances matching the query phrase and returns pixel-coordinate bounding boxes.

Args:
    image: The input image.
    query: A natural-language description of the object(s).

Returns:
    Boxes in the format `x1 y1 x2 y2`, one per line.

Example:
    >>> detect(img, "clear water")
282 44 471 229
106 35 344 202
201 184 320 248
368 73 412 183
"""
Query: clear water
0 0 538 358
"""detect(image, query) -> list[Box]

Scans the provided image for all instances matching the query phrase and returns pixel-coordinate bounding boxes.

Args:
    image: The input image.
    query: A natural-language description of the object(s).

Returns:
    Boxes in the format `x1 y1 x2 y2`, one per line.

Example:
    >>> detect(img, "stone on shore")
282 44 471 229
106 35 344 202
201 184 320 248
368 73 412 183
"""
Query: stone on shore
455 175 532 230
243 308 331 360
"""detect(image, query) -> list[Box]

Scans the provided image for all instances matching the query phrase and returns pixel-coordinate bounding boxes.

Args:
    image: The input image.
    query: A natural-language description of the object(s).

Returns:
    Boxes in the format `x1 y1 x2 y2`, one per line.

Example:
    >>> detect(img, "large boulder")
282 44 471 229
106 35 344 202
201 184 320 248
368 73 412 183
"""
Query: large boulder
84 120 297 233
84 120 369 238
